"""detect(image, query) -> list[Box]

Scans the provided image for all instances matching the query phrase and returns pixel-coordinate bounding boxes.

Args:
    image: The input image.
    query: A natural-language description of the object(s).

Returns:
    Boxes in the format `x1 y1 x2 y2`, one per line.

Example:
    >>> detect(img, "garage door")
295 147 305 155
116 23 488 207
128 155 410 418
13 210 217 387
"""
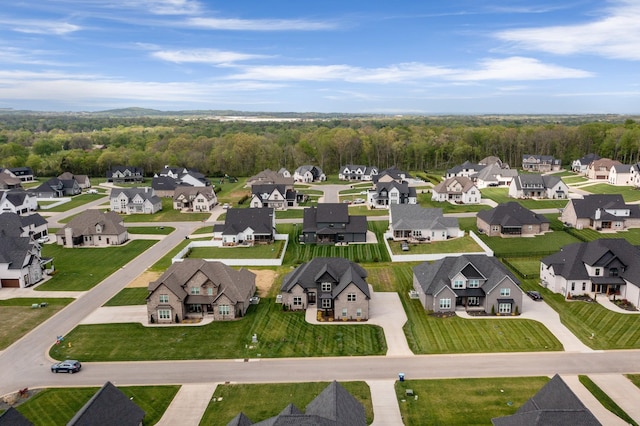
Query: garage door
1 279 20 288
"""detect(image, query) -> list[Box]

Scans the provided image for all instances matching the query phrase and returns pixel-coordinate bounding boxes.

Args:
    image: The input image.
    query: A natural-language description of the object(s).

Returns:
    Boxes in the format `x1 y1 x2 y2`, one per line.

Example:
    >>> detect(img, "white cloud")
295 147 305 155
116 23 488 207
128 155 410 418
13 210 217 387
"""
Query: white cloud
125 0 201 15
151 49 269 64
451 57 593 81
1 19 81 35
495 0 640 60
187 17 336 31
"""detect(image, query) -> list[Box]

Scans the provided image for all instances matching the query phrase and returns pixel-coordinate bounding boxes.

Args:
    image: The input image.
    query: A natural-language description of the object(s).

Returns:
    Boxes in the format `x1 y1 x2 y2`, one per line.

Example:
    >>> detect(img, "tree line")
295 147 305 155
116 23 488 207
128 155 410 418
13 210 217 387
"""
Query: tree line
1 114 639 178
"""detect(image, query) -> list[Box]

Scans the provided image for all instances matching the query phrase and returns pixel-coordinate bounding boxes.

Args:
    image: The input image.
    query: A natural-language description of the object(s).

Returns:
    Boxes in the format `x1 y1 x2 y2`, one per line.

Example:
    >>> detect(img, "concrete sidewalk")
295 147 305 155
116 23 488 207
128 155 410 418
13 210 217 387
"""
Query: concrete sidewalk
589 374 640 424
368 380 403 426
157 383 217 426
561 375 628 425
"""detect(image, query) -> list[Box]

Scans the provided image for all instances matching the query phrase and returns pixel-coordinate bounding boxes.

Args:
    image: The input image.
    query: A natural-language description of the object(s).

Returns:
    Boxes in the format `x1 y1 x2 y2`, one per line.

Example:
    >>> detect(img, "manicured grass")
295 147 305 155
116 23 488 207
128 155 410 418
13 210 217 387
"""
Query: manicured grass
104 287 149 306
480 187 568 209
570 227 640 245
627 374 640 389
148 239 191 272
478 231 581 258
50 298 386 361
191 226 213 235
214 179 251 205
502 257 541 278
275 209 304 219
366 265 563 354
580 183 640 202
16 385 179 426
388 235 483 255
562 175 588 184
123 198 210 222
200 381 373 426
418 194 491 213
349 205 392 216
38 240 157 291
43 194 107 212
186 240 285 259
396 377 550 425
126 226 175 235
457 217 477 231
0 298 74 350
578 375 638 426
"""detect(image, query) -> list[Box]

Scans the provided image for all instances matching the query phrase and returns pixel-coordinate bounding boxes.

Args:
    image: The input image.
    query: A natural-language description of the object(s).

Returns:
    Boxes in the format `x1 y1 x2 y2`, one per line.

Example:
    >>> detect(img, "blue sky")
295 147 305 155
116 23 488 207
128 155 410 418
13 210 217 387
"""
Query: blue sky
1 0 639 114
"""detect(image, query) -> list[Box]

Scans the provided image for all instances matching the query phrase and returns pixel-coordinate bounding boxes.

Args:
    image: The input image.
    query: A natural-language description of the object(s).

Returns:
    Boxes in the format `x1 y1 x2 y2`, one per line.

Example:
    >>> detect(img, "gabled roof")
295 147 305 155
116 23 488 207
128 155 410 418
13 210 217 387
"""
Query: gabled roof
574 153 600 165
173 185 216 201
67 381 145 426
413 255 520 296
302 204 368 236
107 165 143 177
372 181 416 197
152 176 180 191
281 257 370 299
8 166 34 176
0 212 46 237
226 412 254 426
390 204 458 232
0 230 38 269
0 407 33 426
294 165 323 175
111 187 160 204
251 184 288 198
473 164 518 181
1 189 34 206
611 164 632 173
477 202 550 227
511 174 563 190
222 208 274 236
522 154 560 164
491 374 601 426
56 210 127 238
566 194 640 219
247 169 294 187
372 166 412 183
588 158 621 171
446 161 485 175
432 176 476 193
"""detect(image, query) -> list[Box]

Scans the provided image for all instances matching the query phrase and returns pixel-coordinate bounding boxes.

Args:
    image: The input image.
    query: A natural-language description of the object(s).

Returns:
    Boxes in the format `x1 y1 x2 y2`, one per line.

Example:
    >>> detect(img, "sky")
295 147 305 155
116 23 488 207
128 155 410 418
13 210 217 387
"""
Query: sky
1 0 640 114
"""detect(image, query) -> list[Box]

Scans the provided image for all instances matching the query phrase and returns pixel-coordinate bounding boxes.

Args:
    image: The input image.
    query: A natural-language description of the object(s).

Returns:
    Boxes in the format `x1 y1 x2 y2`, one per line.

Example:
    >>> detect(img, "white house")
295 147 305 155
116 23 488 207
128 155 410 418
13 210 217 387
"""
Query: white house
608 164 633 186
367 181 417 209
431 176 480 204
250 184 297 210
632 163 640 189
339 165 379 181
508 175 569 199
293 165 325 183
173 186 217 212
0 190 38 215
110 187 162 214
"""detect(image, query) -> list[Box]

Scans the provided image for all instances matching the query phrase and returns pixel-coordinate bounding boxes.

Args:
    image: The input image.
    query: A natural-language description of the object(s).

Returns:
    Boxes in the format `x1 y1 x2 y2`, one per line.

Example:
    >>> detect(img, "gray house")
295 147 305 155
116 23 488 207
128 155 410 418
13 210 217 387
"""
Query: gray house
106 166 144 183
213 207 275 246
508 174 568 199
477 202 550 237
561 194 640 231
56 210 128 247
68 381 145 426
413 255 523 314
301 203 368 244
227 381 366 426
389 204 462 242
280 257 371 320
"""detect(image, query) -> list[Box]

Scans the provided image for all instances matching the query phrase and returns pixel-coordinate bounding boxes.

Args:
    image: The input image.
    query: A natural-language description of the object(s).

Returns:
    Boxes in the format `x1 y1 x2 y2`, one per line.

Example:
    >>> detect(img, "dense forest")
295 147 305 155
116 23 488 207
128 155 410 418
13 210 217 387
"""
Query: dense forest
1 112 640 178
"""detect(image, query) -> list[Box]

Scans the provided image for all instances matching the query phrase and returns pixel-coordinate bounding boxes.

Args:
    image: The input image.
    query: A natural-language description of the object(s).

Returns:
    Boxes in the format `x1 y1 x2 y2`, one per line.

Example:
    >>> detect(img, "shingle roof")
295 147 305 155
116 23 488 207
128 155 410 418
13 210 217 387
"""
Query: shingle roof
56 210 127 238
302 204 368 236
226 412 254 426
304 381 367 426
67 381 145 426
446 161 485 175
567 194 640 219
511 174 563 191
372 181 416 198
152 176 180 191
477 202 550 227
432 176 476 193
246 169 294 186
0 230 37 270
0 407 33 426
281 257 370 299
222 208 274 236
390 204 458 232
111 187 160 204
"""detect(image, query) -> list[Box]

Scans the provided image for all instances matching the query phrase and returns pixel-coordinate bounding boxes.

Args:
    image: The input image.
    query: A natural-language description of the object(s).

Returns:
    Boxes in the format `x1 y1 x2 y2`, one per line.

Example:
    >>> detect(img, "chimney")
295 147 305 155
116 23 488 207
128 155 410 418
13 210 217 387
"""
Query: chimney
595 208 601 220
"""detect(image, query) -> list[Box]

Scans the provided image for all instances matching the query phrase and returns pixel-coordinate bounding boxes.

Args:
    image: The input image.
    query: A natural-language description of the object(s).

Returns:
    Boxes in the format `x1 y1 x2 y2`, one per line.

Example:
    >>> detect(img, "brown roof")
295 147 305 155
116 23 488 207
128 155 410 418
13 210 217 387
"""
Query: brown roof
173 186 216 201
588 158 622 171
56 210 126 238
433 176 476 193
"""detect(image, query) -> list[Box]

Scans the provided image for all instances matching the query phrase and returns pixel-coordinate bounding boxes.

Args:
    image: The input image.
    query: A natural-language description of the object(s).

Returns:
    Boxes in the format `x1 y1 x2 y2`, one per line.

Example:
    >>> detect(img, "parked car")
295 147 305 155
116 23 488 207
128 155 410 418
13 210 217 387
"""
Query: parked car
86 189 98 194
526 290 543 301
353 198 365 204
401 242 410 251
37 236 49 244
222 203 230 209
51 360 82 373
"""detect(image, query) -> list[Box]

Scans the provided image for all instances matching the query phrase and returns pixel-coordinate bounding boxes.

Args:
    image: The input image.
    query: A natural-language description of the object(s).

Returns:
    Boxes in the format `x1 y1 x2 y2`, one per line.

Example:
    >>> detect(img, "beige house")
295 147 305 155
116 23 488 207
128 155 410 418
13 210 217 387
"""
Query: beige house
586 158 621 180
56 210 128 247
173 186 217 212
561 194 640 231
146 259 256 324
477 202 550 237
431 176 480 204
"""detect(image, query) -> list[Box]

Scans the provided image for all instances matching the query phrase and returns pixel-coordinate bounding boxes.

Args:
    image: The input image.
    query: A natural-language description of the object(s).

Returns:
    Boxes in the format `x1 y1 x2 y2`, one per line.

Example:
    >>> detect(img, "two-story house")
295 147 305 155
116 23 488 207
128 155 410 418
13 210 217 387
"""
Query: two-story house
246 169 294 187
431 176 480 204
56 210 128 247
608 164 633 186
7 167 35 182
293 165 326 183
631 163 640 189
0 217 48 288
0 212 49 242
173 186 217 212
107 166 144 183
279 257 371 320
586 158 622 180
571 153 601 174
521 155 561 172
157 166 210 187
338 165 379 181
367 181 417 209
561 194 640 230
250 184 297 210
110 187 162 214
473 164 518 189
300 203 368 244
413 255 523 314
540 239 640 303
0 189 38 215
372 166 412 184
508 175 568 199
30 176 81 198
446 161 484 178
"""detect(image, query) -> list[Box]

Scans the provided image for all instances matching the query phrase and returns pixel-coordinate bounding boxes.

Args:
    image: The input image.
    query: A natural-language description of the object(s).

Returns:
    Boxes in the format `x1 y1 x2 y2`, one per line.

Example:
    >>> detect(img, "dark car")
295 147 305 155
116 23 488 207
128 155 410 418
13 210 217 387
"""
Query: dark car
51 360 81 373
526 290 543 301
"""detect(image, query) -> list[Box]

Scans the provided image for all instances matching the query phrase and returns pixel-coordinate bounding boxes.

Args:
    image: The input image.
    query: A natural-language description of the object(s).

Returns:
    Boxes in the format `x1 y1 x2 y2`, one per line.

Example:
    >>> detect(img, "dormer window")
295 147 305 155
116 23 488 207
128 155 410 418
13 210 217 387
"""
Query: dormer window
321 283 331 292
468 279 480 288
452 280 464 289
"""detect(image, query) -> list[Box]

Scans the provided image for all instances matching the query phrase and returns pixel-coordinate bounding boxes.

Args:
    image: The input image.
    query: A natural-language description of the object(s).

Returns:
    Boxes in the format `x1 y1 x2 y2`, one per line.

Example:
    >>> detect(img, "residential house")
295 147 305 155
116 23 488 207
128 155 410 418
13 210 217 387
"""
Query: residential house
173 186 217 212
0 227 46 288
631 163 640 189
540 239 640 303
110 187 162 214
293 165 326 183
7 166 35 182
56 210 128 247
157 165 210 187
31 176 81 198
521 154 561 172
413 255 523 314
477 202 550 237
246 169 294 187
213 207 275 246
431 176 480 204
473 164 518 189
0 212 49 241
300 203 368 244
59 172 91 189
147 259 256 323
389 204 463 242
446 161 484 178
586 158 621 180
572 153 601 174
0 169 24 189
277 167 291 177
492 374 601 426
250 184 297 209
479 156 505 167
151 176 179 197
338 164 379 181
226 381 366 426
367 181 417 209
372 166 412 184
0 407 33 426
508 174 569 199
561 194 640 230
68 381 145 426
0 189 38 214
608 163 633 186
106 166 144 183
280 257 370 320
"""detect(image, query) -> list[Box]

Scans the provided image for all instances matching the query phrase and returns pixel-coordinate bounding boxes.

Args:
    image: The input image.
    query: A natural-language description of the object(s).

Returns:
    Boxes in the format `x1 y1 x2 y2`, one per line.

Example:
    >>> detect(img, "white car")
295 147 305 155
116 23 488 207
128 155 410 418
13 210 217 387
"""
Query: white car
37 236 49 244
222 203 230 209
86 189 98 194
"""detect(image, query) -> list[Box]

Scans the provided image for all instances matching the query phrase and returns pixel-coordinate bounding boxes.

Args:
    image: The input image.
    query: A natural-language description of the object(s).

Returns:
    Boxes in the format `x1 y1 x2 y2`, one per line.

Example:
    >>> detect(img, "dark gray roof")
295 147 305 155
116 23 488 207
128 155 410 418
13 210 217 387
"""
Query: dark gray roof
511 174 563 190
372 181 416 198
2 189 31 205
413 255 520 296
152 176 179 191
523 154 561 164
447 161 485 175
226 412 254 426
8 166 34 176
477 202 550 227
492 375 601 426
567 194 640 219
251 184 294 200
0 212 27 237
302 204 368 236
111 187 160 204
222 208 274 236
390 204 458 232
106 166 143 177
372 166 412 183
575 153 600 165
0 407 33 426
67 381 145 426
281 257 370 299
0 230 37 270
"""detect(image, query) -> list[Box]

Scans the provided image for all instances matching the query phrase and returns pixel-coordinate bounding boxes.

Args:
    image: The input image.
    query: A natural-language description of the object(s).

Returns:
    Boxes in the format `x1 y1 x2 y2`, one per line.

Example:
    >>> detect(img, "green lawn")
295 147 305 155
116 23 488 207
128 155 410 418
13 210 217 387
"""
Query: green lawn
123 198 210 222
191 226 213 235
42 194 107 212
38 240 157 291
366 265 563 354
418 194 491 213
0 298 74 350
388 235 483 255
126 226 175 235
50 298 386 361
275 209 304 219
15 385 179 426
396 377 550 425
186 240 285 259
627 374 640 390
148 239 192 272
480 188 568 209
478 231 581 258
569 227 640 245
578 376 638 425
502 257 541 278
200 381 373 426
104 287 149 306
349 205 392 216
580 183 640 202
562 175 588 184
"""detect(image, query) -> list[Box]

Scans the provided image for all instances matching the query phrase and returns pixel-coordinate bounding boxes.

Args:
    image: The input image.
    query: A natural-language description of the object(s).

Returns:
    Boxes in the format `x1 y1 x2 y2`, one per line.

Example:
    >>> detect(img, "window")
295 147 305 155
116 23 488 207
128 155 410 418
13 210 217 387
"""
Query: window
207 287 213 296
356 308 362 317
342 308 348 317
347 293 356 302
158 309 171 320
452 280 464 289
582 282 586 291
595 268 601 276
500 288 510 297
439 298 452 310
610 268 619 277
159 294 169 303
322 299 332 309
468 279 480 288
219 305 230 315
191 287 200 295
321 283 331 292
498 303 511 314
571 282 575 291
293 296 302 306
467 296 479 306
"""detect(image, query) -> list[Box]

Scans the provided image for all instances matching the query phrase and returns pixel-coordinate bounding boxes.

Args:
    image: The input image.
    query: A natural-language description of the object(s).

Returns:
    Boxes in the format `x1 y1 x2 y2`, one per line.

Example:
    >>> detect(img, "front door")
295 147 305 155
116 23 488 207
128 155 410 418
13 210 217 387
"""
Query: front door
308 292 316 305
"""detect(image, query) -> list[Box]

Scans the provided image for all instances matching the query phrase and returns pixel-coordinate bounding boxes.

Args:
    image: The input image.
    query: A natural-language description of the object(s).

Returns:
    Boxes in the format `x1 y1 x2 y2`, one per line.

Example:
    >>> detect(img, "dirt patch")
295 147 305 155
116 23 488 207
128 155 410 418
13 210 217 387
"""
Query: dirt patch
127 271 162 288
249 269 277 296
